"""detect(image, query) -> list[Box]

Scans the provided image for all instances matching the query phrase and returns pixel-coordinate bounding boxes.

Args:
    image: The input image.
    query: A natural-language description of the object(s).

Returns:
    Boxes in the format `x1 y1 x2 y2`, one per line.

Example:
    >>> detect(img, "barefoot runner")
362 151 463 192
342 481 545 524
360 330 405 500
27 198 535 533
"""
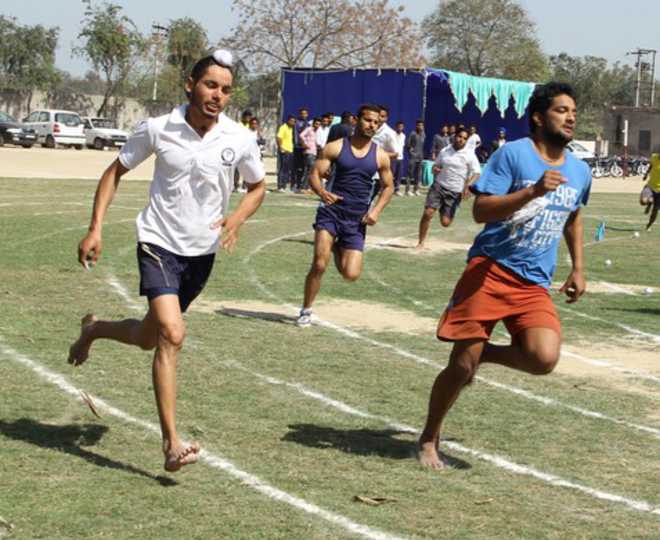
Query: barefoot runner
296 104 394 327
417 82 592 468
68 50 266 472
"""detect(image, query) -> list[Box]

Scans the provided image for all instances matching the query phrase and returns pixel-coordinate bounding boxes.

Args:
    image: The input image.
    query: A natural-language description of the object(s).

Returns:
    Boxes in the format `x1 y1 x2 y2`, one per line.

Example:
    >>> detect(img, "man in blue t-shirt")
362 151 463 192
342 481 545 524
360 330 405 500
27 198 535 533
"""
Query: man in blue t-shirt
417 82 592 469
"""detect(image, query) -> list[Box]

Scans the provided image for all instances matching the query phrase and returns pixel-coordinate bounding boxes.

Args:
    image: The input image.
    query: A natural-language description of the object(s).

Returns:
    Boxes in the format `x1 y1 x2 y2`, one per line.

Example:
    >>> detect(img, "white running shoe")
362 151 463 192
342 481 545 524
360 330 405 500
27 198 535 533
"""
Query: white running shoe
296 308 313 328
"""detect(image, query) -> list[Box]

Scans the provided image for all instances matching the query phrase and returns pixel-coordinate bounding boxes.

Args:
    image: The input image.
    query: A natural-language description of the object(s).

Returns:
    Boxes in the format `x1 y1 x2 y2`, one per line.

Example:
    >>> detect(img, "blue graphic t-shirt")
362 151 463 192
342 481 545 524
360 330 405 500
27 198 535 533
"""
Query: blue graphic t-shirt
468 138 592 288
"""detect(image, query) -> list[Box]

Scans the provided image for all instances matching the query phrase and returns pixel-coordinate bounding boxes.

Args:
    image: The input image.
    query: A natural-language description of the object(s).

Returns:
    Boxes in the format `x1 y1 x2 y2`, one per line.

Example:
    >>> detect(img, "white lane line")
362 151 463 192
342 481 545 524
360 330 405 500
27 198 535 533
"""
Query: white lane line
227 360 660 516
0 201 86 208
105 273 142 312
245 233 660 439
0 339 406 540
5 219 134 249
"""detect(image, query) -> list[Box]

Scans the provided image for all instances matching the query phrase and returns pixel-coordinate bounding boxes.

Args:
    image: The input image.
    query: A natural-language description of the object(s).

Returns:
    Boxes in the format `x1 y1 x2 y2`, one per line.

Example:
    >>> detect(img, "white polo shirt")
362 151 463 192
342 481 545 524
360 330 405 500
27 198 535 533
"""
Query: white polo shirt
372 123 398 155
433 145 481 193
119 106 265 256
393 131 406 160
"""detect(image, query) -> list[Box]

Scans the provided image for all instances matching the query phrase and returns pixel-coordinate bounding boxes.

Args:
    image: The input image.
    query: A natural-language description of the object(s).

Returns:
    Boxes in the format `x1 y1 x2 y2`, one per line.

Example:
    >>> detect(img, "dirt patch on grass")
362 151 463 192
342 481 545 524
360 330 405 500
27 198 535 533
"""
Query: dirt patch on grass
193 298 438 335
550 281 655 295
366 236 470 256
557 342 660 401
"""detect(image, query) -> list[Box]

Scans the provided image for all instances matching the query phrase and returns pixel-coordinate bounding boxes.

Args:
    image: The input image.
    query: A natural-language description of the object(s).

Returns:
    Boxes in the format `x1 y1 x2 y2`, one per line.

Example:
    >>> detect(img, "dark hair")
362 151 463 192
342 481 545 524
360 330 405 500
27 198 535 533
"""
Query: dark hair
456 127 469 137
323 112 333 118
528 81 576 132
341 110 353 121
313 117 322 123
187 55 232 98
286 114 295 121
357 104 381 118
416 119 424 124
241 109 253 119
299 107 309 113
395 120 404 125
378 104 389 114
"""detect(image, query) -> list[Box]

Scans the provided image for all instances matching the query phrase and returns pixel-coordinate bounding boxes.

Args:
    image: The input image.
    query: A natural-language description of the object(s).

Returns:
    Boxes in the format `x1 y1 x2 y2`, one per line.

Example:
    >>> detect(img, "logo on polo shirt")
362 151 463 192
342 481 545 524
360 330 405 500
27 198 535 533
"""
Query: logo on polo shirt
221 147 236 165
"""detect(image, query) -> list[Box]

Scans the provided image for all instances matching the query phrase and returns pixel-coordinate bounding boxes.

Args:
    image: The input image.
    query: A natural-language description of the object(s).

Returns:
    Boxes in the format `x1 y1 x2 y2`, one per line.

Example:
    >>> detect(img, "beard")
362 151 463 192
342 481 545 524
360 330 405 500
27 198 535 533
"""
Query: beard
544 126 573 147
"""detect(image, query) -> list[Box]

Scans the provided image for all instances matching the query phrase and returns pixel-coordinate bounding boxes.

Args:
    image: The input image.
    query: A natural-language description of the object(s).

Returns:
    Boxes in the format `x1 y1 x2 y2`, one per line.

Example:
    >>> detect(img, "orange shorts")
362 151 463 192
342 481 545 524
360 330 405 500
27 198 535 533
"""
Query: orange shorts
437 256 561 342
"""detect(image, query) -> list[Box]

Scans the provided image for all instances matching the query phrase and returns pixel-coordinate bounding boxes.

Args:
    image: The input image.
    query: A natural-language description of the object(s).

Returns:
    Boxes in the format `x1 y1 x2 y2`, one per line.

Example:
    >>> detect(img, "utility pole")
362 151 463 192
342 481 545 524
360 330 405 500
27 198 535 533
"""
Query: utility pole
151 23 169 101
626 48 657 107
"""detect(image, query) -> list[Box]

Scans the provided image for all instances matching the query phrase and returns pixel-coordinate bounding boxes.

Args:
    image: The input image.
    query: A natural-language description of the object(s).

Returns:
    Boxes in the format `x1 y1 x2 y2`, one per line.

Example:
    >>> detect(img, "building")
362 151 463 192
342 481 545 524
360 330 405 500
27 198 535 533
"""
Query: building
603 105 660 156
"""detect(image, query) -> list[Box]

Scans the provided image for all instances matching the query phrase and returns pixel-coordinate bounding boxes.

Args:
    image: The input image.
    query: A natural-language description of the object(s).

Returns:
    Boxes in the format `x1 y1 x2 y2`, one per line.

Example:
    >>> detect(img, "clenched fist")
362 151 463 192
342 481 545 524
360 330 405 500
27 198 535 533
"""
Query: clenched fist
532 170 567 197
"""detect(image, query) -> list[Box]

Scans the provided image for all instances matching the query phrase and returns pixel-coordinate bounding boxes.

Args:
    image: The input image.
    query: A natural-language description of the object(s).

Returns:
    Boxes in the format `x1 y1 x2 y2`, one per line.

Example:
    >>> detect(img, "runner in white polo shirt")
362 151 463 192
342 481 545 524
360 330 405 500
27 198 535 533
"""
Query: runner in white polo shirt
416 127 480 249
67 50 266 473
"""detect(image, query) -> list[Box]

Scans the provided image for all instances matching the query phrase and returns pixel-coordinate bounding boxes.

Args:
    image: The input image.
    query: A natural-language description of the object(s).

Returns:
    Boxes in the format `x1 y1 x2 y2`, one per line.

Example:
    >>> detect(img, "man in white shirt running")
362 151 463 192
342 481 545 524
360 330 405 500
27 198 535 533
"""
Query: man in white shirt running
67 50 266 473
416 127 480 249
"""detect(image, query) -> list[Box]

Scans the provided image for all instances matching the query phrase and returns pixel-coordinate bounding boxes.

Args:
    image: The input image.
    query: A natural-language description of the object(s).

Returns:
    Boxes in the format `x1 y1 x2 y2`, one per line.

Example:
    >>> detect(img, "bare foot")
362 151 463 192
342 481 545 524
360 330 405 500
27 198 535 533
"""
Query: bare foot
163 439 201 472
68 314 98 367
416 439 446 470
414 243 425 252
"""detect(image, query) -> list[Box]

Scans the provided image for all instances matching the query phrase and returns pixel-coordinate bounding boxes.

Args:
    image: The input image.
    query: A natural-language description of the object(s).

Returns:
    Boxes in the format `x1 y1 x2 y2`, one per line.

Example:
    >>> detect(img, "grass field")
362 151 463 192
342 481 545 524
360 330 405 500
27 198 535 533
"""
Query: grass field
1 177 659 539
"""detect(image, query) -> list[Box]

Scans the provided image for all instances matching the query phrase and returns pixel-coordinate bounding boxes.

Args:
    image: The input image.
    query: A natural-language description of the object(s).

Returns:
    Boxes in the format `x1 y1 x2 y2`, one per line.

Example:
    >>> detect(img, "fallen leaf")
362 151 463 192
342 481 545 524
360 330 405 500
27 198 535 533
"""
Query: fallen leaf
80 390 102 419
353 495 397 506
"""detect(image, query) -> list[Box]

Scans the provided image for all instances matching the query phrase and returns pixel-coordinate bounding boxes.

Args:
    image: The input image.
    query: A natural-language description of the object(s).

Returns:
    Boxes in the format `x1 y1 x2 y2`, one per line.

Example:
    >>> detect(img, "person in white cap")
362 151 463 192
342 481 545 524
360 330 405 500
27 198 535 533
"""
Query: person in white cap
68 50 266 472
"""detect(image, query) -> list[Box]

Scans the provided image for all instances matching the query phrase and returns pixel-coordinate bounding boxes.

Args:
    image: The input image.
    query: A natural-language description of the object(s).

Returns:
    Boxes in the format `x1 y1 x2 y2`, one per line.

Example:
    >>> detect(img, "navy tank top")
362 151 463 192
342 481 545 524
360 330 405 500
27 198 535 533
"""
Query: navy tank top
325 138 379 216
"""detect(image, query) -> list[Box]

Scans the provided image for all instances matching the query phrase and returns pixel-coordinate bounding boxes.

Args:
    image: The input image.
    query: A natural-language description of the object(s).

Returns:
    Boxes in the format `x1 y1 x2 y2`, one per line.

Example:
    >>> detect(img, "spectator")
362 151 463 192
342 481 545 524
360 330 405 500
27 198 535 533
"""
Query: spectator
448 124 457 144
234 109 255 192
327 110 354 143
432 125 451 159
293 108 311 191
276 115 296 192
248 117 266 158
405 119 426 196
299 117 321 193
316 113 332 154
491 128 507 154
392 121 406 195
466 125 481 153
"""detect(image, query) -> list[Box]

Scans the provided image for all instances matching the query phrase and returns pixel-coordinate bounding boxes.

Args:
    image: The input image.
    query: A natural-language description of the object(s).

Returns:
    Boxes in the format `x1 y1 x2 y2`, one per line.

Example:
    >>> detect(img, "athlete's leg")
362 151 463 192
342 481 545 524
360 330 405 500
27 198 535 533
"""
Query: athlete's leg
647 207 658 230
302 229 335 309
68 307 160 365
335 248 364 282
416 206 436 248
418 338 486 469
147 294 199 472
480 327 560 375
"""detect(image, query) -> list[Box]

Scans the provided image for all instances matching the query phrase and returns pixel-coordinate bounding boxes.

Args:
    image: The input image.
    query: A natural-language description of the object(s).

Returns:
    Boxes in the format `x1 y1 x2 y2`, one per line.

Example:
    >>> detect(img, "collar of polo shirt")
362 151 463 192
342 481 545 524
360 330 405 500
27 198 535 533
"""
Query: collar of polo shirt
169 105 242 135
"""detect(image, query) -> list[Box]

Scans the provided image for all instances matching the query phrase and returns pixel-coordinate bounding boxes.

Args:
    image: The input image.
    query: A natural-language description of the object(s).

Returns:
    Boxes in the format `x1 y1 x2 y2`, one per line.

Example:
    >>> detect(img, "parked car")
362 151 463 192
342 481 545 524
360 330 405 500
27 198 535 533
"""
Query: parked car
567 141 595 160
83 117 129 150
0 111 37 148
22 109 85 149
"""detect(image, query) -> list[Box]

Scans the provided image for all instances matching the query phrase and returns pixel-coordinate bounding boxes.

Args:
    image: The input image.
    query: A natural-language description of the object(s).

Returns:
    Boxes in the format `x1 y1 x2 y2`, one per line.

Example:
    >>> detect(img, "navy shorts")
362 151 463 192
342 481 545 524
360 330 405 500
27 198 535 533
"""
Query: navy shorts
137 242 215 313
313 205 367 251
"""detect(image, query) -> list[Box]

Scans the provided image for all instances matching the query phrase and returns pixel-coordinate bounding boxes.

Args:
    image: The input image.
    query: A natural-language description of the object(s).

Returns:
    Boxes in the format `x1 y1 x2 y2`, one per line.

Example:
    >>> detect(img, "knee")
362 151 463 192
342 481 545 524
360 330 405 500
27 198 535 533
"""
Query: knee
422 209 435 220
158 322 186 350
310 258 328 275
525 345 559 375
440 215 452 227
341 268 361 282
448 356 478 385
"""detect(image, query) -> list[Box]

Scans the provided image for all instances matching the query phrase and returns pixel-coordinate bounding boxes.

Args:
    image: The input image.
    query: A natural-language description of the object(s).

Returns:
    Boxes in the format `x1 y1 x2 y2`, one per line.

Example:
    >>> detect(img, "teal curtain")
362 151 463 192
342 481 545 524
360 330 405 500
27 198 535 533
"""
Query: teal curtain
445 70 536 118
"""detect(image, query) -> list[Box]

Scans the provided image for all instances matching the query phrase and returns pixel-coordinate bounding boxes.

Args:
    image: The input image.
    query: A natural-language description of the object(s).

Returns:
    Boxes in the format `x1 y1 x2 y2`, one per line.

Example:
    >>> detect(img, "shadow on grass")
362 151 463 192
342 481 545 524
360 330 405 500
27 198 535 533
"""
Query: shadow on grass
217 307 296 325
0 418 177 486
282 424 471 469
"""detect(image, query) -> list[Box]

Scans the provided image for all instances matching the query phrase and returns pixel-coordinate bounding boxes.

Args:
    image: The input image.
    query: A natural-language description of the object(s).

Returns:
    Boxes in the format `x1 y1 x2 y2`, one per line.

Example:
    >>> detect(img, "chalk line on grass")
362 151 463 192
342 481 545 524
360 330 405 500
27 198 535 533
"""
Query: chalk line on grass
227 360 660 516
0 339 406 540
245 232 660 439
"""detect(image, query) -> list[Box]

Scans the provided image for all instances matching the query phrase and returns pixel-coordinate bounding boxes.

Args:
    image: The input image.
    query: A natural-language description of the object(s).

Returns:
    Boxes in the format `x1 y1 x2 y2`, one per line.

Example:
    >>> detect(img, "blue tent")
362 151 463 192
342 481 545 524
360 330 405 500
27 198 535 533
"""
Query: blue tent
281 68 536 156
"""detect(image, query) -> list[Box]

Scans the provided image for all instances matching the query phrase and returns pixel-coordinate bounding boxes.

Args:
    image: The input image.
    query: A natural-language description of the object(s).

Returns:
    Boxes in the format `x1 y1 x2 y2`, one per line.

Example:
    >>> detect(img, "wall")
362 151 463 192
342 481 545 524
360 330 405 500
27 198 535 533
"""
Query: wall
604 105 660 156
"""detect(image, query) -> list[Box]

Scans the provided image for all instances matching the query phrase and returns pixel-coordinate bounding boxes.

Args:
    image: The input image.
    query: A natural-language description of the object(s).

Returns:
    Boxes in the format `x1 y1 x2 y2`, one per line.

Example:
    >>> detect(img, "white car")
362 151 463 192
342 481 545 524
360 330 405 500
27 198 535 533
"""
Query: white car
22 109 86 149
567 141 595 160
83 117 129 150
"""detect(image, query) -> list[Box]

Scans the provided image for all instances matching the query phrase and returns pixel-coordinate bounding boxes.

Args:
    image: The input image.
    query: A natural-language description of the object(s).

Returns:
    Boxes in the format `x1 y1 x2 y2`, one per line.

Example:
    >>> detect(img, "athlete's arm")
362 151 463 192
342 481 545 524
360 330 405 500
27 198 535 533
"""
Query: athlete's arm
77 158 129 269
559 208 586 303
213 179 266 253
310 140 343 205
472 170 566 223
363 147 394 226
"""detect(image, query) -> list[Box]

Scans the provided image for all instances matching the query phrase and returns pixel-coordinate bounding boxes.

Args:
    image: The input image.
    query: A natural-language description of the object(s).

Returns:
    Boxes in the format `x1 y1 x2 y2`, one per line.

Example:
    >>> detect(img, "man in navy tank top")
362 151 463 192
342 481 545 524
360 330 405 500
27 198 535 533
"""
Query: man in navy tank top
296 104 394 327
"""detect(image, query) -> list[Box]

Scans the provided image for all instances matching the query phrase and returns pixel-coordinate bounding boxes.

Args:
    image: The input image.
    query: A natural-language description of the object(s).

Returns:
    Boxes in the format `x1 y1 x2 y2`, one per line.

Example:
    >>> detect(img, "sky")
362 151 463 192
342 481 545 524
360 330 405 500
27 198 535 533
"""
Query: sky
3 0 659 76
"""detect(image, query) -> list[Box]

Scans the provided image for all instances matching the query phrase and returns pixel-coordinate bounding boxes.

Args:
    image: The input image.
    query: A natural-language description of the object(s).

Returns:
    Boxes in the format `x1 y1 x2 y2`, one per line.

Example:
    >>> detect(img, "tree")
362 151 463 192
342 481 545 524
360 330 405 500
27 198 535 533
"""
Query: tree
0 16 59 111
422 0 549 81
222 0 424 72
166 18 209 88
75 0 144 117
549 53 637 138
